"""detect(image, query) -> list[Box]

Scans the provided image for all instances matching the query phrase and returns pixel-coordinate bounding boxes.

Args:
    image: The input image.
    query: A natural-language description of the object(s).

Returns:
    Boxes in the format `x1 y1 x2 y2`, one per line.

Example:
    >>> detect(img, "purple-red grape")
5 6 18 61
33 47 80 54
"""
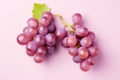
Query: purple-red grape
72 13 82 24
26 50 35 56
27 18 39 28
46 45 55 55
87 31 95 40
88 46 99 57
23 27 37 37
55 28 67 40
45 33 56 46
80 60 91 71
38 25 48 35
36 46 47 56
33 34 45 46
86 56 96 65
34 54 45 63
68 47 78 56
73 55 83 63
26 41 38 53
61 37 69 48
66 35 77 47
17 33 31 45
76 26 88 37
80 37 92 47
48 21 56 33
40 12 53 26
78 47 89 59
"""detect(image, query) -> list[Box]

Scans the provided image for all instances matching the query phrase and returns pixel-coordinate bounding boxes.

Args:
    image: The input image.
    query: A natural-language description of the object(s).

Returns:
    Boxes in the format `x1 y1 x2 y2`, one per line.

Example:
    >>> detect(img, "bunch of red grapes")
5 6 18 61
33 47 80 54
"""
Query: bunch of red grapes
17 12 99 72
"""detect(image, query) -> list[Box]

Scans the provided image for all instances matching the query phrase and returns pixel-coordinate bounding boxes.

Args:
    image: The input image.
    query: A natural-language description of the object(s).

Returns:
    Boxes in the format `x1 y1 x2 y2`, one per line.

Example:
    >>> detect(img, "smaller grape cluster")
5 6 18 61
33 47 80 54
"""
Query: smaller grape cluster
17 12 57 63
61 13 99 71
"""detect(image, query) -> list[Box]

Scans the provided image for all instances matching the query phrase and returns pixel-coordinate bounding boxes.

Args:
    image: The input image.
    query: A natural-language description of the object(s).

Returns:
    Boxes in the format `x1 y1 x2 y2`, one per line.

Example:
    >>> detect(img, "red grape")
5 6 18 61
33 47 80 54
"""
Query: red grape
88 46 99 57
80 60 91 71
68 47 78 56
78 47 89 59
80 37 92 47
72 13 82 24
27 18 39 28
66 35 77 47
45 33 56 46
17 33 31 45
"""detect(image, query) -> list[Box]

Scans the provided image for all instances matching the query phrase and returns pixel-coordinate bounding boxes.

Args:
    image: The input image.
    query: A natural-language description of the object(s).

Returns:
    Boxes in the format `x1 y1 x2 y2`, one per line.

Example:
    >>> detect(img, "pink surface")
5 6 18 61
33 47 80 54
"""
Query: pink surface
0 0 120 80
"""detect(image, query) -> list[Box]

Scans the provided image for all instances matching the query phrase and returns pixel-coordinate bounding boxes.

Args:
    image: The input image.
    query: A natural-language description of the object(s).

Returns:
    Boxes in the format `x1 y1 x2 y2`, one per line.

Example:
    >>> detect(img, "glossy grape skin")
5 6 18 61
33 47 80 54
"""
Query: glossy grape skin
78 47 89 59
34 54 45 63
40 12 53 26
23 27 37 37
72 13 82 24
27 18 39 28
88 46 99 57
66 35 77 47
80 60 91 72
17 33 31 45
55 28 67 40
26 50 35 56
68 47 78 56
48 21 56 33
46 45 55 55
33 34 45 46
36 46 47 56
86 57 96 65
38 25 48 35
61 37 69 48
73 55 83 63
87 31 95 40
76 26 88 37
80 37 92 47
45 33 56 46
26 41 38 53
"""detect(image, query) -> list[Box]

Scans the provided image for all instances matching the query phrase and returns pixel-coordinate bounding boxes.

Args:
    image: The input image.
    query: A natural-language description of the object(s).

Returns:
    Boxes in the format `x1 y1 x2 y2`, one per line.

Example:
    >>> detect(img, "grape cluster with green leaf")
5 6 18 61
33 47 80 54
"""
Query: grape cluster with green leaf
17 3 99 72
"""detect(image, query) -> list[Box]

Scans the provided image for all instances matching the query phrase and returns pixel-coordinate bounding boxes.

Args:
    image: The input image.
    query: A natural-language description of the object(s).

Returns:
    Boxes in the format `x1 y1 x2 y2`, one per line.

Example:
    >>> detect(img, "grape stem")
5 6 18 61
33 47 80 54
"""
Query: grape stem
54 14 73 28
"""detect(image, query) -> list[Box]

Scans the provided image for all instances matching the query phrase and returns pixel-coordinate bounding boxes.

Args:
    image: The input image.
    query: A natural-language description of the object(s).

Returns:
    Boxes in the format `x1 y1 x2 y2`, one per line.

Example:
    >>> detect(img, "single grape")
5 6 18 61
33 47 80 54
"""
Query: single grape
78 47 89 59
34 54 45 63
33 34 45 46
72 13 82 24
76 26 88 37
88 46 99 57
80 60 91 71
26 41 38 53
46 45 55 55
23 27 37 37
17 33 31 45
42 12 53 20
86 56 96 65
36 46 47 56
66 35 77 47
87 31 95 40
61 37 69 48
27 18 39 28
45 33 56 46
55 27 67 40
48 21 56 33
40 12 53 26
38 25 48 35
80 37 92 47
73 55 83 63
68 47 78 56
26 50 35 56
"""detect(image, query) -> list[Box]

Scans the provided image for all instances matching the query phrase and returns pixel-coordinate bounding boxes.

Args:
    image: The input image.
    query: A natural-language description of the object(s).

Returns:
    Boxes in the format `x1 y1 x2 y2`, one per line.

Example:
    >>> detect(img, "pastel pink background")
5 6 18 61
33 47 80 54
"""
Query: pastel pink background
0 0 120 80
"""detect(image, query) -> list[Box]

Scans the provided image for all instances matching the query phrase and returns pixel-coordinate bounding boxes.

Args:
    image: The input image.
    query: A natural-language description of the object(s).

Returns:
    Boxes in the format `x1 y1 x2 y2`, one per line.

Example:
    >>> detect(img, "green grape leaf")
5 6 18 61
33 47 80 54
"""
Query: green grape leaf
32 3 51 19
